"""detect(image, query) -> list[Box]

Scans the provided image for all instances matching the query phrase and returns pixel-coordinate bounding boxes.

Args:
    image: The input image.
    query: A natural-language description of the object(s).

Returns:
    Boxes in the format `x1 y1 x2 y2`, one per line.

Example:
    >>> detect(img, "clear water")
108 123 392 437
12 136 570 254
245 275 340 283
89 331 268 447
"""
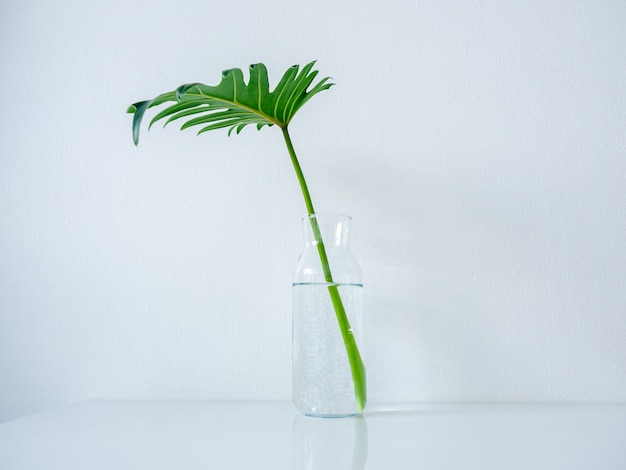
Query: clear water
292 282 364 417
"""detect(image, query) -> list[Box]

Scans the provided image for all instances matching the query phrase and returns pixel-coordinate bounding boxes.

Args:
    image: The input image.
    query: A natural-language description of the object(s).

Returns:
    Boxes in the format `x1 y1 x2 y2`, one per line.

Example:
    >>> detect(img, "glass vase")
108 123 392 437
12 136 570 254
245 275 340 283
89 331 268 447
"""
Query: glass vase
292 213 366 417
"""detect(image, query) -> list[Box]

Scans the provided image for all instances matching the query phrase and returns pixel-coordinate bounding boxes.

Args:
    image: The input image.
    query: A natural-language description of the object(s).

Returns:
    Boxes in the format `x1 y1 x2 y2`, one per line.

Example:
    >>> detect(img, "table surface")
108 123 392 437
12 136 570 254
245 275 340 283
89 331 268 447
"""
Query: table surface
1 401 625 469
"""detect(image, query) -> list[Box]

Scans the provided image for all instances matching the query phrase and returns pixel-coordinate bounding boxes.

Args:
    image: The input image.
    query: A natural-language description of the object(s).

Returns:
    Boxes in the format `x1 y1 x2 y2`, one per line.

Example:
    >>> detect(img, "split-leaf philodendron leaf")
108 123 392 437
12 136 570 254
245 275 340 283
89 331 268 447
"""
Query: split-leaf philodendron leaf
128 61 333 144
128 61 366 413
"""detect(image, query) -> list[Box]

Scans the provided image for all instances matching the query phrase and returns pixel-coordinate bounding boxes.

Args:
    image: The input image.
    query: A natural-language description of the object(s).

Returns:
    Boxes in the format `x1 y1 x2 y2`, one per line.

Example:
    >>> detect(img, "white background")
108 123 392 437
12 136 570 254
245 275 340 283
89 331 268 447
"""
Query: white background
1 0 625 422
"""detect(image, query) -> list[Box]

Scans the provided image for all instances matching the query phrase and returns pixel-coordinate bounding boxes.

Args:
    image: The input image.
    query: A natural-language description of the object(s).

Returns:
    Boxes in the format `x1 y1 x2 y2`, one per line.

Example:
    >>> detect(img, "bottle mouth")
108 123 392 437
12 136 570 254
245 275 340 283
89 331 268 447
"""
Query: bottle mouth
302 213 352 222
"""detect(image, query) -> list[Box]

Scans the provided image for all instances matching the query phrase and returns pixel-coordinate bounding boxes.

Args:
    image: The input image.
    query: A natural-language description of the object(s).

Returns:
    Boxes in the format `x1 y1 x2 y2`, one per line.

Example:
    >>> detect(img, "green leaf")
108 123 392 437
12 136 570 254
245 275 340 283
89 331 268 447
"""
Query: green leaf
128 61 333 145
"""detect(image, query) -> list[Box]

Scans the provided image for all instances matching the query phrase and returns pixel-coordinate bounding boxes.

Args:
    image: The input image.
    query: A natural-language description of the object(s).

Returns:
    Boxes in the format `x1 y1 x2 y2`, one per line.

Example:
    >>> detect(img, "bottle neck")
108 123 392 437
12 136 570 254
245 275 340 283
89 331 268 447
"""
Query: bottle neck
301 213 352 248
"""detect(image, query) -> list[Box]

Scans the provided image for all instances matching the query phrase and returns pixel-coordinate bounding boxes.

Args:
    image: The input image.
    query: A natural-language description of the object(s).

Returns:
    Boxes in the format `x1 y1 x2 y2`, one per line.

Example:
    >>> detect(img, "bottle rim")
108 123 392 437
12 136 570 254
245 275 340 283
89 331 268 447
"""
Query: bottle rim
301 213 352 222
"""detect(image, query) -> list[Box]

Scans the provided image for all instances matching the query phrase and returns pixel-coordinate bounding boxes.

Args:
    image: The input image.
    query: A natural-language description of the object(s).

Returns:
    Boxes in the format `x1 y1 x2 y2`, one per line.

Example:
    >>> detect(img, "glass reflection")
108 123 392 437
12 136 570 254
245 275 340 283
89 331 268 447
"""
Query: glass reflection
292 415 368 470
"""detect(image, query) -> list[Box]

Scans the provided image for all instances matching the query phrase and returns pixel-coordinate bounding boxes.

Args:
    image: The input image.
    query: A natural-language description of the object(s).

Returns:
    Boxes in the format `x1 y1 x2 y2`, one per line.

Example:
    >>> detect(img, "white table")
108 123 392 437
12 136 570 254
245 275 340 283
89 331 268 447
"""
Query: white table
1 401 625 469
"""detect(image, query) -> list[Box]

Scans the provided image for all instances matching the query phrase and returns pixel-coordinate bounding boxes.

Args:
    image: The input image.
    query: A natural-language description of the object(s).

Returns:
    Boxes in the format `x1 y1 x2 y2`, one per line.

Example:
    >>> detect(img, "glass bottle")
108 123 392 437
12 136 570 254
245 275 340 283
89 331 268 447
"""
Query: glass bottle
292 213 365 417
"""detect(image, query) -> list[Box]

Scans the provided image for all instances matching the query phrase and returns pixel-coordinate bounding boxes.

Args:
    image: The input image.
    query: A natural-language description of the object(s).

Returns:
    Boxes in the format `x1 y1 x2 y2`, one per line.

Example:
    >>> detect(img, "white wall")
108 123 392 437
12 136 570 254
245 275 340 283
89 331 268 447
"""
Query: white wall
1 0 625 422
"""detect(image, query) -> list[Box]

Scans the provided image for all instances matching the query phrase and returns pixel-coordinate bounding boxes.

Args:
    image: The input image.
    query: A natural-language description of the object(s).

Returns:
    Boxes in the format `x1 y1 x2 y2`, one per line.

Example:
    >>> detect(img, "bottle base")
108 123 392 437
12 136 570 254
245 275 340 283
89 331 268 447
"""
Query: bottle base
302 412 361 418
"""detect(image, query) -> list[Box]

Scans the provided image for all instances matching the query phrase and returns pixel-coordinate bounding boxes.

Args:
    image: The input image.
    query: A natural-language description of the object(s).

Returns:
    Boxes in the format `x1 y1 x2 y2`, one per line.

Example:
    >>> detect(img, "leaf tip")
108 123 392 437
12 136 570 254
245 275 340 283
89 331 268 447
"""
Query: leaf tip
176 83 196 100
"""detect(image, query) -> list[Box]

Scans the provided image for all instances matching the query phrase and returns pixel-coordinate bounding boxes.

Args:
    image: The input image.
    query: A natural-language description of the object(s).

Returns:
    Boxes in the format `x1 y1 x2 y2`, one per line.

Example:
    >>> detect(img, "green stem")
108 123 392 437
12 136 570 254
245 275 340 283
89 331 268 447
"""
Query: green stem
282 126 367 412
